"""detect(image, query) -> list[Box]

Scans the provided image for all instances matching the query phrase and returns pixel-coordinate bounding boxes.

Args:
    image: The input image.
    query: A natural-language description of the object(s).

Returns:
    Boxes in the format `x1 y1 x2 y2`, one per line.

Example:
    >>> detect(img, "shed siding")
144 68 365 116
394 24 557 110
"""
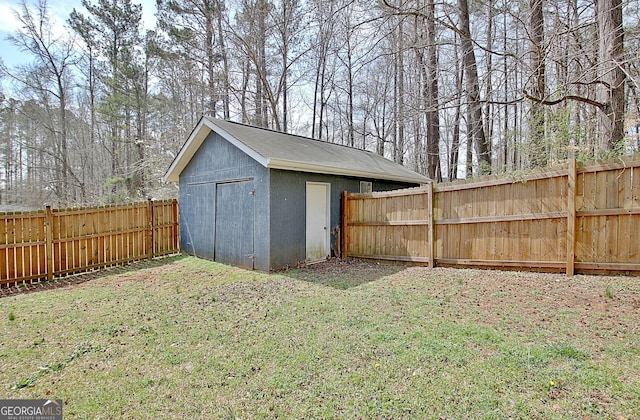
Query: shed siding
178 132 271 271
268 169 416 270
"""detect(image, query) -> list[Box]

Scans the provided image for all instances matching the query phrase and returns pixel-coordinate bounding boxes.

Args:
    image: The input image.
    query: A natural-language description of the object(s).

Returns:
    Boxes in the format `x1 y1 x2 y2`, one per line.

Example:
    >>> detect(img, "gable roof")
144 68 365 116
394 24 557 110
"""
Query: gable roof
163 117 430 184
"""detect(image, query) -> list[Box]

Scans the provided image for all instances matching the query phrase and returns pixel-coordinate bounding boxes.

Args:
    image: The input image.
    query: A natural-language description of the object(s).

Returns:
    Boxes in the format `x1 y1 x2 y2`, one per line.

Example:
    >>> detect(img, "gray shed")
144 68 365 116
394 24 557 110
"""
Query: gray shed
163 117 429 271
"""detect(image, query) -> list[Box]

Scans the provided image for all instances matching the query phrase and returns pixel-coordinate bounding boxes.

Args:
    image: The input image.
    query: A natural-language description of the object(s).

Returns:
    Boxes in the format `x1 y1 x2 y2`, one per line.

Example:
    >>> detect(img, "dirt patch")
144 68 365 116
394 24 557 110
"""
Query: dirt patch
292 258 639 349
286 258 406 289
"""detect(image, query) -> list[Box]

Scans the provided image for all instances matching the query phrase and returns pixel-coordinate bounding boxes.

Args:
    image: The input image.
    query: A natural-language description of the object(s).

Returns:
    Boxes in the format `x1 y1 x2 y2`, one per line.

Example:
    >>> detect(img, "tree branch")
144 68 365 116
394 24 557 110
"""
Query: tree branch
381 0 520 60
523 90 606 111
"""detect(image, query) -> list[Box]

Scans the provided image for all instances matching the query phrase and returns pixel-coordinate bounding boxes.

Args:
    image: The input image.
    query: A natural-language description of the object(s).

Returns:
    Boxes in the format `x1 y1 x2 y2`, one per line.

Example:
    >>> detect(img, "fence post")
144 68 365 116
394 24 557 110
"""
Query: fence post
427 182 434 268
147 198 154 260
341 191 348 259
45 205 54 281
173 199 180 252
566 158 576 276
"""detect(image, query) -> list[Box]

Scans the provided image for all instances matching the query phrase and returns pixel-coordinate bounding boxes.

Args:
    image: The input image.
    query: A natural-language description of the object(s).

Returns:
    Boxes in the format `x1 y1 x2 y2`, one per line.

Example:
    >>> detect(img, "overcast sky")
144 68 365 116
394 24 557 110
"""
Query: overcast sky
0 0 156 69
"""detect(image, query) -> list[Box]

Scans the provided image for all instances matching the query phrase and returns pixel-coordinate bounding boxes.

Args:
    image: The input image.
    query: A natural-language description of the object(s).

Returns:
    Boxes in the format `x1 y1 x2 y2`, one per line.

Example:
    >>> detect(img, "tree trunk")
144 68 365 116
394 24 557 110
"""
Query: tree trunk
424 0 441 182
205 0 216 117
450 38 463 181
458 0 491 175
596 0 625 152
502 2 509 172
528 0 547 167
396 18 405 164
484 0 494 158
216 0 230 119
282 1 288 132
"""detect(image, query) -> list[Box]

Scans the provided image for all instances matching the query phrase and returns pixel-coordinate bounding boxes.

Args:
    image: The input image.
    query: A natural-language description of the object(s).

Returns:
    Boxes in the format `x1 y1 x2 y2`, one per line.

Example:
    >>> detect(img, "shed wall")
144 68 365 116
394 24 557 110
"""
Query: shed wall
178 132 271 270
268 169 416 270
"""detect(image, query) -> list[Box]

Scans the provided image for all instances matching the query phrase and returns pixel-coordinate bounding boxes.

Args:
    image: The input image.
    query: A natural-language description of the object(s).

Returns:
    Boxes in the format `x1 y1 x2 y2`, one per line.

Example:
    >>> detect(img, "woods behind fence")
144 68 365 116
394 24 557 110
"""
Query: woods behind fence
1 200 179 287
343 156 640 276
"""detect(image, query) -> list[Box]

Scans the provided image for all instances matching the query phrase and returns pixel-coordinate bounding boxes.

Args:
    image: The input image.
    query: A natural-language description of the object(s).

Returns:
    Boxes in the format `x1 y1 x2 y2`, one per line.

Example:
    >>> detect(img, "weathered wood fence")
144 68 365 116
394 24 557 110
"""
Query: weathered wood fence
342 156 640 276
0 200 179 287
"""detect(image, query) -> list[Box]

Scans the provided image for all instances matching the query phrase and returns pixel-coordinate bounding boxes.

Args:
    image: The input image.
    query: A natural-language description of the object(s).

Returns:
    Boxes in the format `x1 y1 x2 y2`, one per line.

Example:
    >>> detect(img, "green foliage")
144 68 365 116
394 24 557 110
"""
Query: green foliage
477 160 492 176
593 138 626 162
13 343 95 389
31 338 45 347
546 106 589 161
547 342 590 361
8 312 15 321
605 285 615 299
100 176 136 204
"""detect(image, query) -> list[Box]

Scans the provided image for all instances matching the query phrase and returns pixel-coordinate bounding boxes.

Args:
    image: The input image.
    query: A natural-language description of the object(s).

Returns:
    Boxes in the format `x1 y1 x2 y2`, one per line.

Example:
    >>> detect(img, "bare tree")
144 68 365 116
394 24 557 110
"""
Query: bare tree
528 0 547 166
422 0 442 181
5 0 78 204
596 0 625 151
458 0 491 175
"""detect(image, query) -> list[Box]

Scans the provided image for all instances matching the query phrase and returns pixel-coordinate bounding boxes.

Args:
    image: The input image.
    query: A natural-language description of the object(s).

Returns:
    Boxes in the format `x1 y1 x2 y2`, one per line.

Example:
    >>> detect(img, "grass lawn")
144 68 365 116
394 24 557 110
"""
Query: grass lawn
1 255 639 418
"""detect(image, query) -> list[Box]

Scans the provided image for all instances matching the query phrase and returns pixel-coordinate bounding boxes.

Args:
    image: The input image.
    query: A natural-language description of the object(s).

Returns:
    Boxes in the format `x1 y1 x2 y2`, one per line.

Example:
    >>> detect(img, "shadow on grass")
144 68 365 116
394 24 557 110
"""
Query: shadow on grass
0 254 188 298
283 258 406 290
85 253 189 277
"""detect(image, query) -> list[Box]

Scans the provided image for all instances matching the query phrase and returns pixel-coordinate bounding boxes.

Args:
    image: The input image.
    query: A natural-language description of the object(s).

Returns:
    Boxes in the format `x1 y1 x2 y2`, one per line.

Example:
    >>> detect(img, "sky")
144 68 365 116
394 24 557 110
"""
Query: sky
0 0 157 69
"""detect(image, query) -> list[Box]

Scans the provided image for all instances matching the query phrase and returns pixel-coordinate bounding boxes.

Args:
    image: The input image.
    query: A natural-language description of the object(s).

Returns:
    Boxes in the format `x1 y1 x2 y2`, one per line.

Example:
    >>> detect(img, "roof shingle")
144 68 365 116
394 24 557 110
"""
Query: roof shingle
163 117 430 184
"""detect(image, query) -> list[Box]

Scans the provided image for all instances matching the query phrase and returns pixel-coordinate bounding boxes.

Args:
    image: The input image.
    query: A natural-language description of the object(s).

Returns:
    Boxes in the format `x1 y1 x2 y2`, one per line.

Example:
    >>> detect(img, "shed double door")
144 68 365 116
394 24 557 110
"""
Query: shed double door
215 180 255 269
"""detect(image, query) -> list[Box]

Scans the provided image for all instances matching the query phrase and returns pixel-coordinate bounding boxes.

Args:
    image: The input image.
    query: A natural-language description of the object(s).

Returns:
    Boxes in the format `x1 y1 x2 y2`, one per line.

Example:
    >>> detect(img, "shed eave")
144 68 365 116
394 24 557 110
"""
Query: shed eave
266 158 429 184
162 118 210 183
162 117 270 183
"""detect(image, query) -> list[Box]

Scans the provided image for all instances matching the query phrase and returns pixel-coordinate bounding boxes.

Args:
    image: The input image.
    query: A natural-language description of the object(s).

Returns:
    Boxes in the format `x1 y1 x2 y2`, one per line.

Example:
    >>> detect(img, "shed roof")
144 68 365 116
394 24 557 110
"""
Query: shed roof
163 117 430 184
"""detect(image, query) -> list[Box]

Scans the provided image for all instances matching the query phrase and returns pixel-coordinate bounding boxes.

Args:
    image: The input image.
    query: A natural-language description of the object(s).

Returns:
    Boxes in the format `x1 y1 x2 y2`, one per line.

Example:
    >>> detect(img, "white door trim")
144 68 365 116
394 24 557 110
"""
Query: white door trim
306 182 331 263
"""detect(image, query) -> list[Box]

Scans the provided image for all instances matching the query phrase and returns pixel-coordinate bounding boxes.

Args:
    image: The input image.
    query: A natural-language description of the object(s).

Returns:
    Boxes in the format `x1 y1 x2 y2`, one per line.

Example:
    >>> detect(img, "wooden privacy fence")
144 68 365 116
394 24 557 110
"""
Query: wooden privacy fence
0 199 179 287
342 156 640 276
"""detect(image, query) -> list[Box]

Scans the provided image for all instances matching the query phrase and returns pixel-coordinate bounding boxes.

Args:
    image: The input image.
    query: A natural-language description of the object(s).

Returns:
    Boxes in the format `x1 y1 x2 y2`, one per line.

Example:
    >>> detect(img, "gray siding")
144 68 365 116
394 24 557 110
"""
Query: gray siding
268 169 416 270
178 132 271 271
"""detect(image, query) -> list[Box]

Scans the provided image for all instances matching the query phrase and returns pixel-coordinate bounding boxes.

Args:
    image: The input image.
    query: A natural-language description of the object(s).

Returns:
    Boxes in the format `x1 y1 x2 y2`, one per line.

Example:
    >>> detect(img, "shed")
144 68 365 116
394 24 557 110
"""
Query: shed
163 117 429 271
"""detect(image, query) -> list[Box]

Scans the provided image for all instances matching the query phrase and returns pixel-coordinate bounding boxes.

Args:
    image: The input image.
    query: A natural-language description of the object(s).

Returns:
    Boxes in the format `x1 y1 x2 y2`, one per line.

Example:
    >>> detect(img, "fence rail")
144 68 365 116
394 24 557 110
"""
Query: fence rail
0 200 179 287
342 156 640 276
